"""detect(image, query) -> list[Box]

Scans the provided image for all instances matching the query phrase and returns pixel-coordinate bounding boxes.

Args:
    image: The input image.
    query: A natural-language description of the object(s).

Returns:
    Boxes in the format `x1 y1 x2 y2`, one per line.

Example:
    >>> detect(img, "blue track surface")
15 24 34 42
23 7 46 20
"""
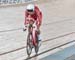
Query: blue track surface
40 45 75 60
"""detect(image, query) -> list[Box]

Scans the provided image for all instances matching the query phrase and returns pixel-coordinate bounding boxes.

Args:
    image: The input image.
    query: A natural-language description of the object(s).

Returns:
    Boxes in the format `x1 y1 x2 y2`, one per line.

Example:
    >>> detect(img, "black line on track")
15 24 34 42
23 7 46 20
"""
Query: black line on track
25 40 75 60
0 32 74 56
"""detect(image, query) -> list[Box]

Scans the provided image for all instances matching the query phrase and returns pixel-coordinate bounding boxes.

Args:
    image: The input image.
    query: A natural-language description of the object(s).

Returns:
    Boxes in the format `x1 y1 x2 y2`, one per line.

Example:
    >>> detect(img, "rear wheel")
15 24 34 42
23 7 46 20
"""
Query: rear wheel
34 33 39 54
35 44 39 54
26 34 32 57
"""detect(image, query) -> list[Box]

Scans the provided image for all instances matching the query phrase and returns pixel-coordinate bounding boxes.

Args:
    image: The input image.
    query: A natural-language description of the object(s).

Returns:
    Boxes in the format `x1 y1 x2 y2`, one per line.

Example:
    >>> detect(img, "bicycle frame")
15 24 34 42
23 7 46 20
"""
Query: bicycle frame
28 22 38 46
26 19 39 56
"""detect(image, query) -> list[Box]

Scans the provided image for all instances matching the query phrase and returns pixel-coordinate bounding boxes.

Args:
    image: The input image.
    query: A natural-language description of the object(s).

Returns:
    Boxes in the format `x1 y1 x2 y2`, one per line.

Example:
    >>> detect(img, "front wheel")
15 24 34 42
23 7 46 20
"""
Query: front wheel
26 34 32 57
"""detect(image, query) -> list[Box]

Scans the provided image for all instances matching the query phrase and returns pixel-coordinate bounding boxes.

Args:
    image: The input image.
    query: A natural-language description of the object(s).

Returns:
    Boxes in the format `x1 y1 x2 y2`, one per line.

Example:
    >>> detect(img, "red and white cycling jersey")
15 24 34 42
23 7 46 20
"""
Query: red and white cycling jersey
24 5 42 28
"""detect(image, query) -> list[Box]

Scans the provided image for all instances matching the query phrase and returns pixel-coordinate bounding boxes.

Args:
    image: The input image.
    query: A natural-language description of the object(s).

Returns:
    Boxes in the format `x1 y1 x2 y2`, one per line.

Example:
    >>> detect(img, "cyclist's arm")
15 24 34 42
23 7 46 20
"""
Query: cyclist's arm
36 11 42 29
24 11 28 27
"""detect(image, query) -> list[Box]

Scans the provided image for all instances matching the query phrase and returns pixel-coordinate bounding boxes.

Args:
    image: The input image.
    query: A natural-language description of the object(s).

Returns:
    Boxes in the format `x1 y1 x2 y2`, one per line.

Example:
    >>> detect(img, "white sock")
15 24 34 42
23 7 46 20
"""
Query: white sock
38 35 41 41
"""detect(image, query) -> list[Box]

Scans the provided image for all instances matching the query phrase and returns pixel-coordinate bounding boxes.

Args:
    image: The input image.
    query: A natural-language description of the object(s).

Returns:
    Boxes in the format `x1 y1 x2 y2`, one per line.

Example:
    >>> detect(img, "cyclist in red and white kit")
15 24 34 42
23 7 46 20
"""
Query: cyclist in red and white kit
24 4 42 44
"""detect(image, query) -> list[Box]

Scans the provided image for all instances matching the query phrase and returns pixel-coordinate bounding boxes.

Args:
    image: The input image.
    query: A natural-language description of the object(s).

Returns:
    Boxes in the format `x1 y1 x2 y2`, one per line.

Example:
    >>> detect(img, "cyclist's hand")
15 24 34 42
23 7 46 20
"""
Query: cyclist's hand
23 26 27 31
23 28 27 31
23 25 27 31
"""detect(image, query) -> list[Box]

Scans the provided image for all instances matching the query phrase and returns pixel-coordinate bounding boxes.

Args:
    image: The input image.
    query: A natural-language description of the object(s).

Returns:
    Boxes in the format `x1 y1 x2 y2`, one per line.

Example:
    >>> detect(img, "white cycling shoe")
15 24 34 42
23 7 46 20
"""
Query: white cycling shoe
38 35 42 47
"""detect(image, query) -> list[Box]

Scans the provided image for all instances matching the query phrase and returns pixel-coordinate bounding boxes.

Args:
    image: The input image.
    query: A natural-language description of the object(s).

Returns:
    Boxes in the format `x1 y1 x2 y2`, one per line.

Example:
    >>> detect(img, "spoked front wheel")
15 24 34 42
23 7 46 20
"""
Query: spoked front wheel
26 34 32 57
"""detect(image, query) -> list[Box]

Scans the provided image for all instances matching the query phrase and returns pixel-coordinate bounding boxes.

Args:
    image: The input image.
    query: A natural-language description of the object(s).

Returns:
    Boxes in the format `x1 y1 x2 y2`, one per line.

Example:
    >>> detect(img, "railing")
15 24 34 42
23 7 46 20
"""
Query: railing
0 0 37 6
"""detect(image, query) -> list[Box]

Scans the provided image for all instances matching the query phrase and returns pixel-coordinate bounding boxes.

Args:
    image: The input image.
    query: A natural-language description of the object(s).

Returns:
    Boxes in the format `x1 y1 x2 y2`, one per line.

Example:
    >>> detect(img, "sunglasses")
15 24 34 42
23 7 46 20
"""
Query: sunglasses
27 10 34 12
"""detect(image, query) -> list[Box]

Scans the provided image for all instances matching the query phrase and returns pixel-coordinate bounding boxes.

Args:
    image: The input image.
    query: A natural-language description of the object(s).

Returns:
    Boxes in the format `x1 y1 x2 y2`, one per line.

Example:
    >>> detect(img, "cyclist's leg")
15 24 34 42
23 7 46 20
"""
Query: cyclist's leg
37 29 42 47
35 21 42 46
37 29 41 41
